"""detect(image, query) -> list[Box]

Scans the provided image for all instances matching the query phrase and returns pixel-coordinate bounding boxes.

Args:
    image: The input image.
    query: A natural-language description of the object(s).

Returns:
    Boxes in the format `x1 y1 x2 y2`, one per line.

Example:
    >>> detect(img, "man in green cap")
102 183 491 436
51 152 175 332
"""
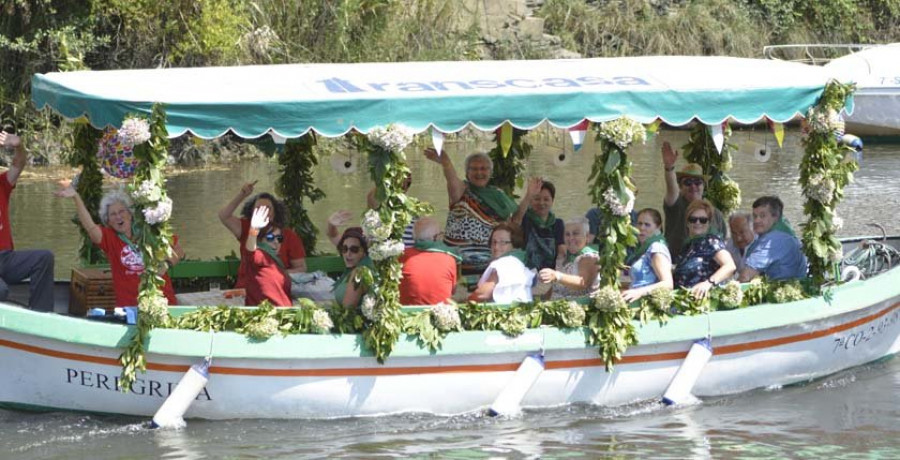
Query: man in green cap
662 141 726 259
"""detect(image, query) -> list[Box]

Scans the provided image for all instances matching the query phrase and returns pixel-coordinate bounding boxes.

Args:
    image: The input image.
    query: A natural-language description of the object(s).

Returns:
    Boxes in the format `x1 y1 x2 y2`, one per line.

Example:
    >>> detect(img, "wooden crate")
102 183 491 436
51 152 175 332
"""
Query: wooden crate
69 268 115 316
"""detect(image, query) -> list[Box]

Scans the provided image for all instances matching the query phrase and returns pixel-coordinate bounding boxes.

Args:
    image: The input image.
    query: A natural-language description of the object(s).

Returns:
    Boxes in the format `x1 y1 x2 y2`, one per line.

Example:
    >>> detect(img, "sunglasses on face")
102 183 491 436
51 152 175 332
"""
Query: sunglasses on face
688 216 710 224
340 245 361 254
265 233 284 243
682 178 704 187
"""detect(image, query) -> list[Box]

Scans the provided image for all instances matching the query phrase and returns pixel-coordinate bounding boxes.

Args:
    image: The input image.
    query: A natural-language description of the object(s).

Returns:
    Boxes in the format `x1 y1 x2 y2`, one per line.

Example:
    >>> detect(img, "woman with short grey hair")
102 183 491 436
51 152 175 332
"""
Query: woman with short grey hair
56 185 182 307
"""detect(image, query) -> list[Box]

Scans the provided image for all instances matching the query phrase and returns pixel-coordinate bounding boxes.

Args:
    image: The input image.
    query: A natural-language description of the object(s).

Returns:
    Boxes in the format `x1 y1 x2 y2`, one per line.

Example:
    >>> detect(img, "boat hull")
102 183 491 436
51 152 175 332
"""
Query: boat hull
3 268 900 419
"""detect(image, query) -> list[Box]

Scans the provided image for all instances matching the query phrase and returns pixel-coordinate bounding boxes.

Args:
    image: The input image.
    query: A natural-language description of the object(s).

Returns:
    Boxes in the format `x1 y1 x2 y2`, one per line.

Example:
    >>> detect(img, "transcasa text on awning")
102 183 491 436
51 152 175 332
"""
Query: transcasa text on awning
318 75 651 93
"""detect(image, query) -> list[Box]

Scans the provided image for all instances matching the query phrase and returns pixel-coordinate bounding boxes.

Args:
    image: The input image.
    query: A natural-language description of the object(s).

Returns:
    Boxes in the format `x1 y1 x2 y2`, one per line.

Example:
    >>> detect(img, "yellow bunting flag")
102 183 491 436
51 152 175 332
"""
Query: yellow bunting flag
767 119 785 148
499 122 512 157
646 119 661 135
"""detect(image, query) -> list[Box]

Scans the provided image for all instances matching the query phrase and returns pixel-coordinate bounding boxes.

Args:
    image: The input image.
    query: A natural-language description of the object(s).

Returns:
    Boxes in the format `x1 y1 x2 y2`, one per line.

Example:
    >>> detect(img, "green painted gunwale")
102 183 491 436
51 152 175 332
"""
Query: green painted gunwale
2 267 898 361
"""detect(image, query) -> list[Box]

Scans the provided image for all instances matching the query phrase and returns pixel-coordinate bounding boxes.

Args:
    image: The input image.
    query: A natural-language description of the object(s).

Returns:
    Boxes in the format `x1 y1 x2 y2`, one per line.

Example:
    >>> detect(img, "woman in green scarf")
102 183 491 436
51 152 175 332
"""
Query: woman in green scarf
515 179 565 270
673 200 736 300
333 227 373 308
244 206 292 306
424 148 531 270
539 217 599 299
622 208 673 303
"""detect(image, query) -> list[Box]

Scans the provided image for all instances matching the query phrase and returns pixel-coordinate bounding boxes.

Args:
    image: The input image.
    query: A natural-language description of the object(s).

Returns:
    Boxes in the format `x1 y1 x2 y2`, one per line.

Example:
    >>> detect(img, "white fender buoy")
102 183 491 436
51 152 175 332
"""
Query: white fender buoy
662 338 712 406
841 265 862 282
488 354 545 417
151 358 211 429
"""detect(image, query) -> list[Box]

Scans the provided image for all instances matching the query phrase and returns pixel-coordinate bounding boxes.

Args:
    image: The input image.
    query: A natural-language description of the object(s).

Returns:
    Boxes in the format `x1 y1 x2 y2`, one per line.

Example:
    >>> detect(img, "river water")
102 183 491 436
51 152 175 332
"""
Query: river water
3 129 900 458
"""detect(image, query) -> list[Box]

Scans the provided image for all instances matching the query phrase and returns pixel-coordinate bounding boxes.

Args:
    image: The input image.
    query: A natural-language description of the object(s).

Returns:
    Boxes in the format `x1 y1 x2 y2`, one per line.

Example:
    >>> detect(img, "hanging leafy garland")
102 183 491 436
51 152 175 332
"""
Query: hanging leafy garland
118 103 175 391
589 118 644 288
682 123 741 215
277 134 325 255
352 125 433 362
800 81 857 285
69 121 106 265
488 126 532 196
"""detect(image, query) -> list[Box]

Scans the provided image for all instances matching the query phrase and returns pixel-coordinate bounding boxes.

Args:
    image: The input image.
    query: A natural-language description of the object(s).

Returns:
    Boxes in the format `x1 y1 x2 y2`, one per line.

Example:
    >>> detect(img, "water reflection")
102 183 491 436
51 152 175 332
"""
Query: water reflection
8 129 900 278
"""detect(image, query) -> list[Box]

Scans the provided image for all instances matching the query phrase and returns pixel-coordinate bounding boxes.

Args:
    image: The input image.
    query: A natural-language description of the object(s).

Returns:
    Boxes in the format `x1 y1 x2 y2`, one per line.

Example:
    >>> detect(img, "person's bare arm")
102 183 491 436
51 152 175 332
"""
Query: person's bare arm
662 141 680 206
690 250 737 299
343 268 367 307
739 265 760 282
0 132 27 186
55 184 103 245
468 271 498 302
622 252 673 303
219 181 256 238
425 147 465 205
511 177 542 225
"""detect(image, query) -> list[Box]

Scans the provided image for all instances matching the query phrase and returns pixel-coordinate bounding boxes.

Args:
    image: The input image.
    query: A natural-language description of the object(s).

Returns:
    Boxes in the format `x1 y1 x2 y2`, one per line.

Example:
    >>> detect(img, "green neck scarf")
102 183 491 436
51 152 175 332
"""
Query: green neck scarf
565 245 598 265
767 217 797 238
116 222 142 254
626 233 665 266
525 208 557 231
682 231 714 249
413 240 462 261
257 241 286 270
466 181 517 220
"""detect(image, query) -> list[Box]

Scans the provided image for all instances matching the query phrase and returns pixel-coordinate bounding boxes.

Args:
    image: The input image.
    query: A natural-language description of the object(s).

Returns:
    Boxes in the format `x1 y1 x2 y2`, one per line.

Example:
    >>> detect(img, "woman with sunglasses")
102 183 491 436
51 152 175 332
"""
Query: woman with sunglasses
468 223 534 303
333 227 373 308
244 207 292 306
219 182 307 289
622 208 673 303
673 200 736 299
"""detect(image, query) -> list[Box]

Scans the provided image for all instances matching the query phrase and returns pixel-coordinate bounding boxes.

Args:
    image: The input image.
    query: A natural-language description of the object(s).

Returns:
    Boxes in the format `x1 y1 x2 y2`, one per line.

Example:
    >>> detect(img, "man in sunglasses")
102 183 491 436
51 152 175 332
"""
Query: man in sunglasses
662 141 726 258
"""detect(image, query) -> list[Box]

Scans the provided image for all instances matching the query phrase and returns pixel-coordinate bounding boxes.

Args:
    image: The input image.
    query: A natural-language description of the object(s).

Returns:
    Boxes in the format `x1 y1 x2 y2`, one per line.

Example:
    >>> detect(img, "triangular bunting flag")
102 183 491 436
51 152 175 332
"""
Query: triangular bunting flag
567 120 589 152
709 123 725 154
499 122 512 157
431 127 444 157
767 119 785 148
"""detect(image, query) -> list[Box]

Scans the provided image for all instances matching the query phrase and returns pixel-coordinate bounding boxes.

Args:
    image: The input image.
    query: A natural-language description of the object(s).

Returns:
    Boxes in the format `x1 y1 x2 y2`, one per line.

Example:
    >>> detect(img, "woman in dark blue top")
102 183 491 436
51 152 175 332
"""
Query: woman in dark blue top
673 200 736 299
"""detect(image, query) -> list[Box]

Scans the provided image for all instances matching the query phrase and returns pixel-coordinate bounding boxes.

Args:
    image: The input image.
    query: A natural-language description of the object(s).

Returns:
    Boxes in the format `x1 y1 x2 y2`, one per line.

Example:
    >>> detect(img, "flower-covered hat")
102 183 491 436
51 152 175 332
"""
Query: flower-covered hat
675 163 708 184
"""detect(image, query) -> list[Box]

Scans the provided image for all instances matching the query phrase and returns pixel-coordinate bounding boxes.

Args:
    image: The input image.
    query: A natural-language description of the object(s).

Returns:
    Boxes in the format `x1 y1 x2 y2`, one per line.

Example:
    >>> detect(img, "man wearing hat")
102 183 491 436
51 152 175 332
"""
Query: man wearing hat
662 141 726 258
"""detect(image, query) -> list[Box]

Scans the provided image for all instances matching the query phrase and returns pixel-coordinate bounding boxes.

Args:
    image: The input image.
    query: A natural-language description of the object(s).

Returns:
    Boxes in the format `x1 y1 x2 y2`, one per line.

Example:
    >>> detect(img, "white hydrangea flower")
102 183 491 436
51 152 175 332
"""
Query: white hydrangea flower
369 239 405 261
806 107 844 135
143 196 173 225
598 118 647 149
430 302 461 332
602 188 634 217
361 294 378 321
590 286 627 311
367 124 415 152
117 117 151 148
132 180 162 204
138 293 169 325
833 214 844 232
311 309 334 334
828 247 843 264
361 209 392 241
562 301 586 328
805 173 835 204
718 280 744 309
245 317 280 340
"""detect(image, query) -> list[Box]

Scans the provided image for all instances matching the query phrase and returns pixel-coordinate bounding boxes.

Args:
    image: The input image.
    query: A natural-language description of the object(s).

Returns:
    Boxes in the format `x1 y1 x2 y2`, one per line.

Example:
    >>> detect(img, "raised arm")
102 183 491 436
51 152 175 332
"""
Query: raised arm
219 181 256 238
0 132 27 186
326 210 353 247
662 141 680 206
424 147 465 205
511 177 542 225
55 184 103 245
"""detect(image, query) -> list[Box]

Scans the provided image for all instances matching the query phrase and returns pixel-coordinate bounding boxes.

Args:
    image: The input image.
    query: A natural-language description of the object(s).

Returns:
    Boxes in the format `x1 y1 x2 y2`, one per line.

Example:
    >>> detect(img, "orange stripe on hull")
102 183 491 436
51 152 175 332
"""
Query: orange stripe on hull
1 301 898 377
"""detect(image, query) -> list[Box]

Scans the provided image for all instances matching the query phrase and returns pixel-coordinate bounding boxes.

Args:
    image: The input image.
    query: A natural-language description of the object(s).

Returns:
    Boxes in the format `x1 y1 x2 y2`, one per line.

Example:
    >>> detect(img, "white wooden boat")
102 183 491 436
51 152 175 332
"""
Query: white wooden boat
0 55 885 419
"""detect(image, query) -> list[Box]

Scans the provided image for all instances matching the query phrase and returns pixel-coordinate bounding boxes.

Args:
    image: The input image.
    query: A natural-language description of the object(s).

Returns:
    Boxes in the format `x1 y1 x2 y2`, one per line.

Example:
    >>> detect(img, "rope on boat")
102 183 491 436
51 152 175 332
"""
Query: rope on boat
841 235 900 279
206 330 215 364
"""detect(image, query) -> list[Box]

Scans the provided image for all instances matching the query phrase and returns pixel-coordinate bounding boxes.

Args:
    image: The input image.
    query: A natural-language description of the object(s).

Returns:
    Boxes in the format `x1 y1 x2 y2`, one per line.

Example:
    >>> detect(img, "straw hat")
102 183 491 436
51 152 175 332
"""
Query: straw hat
675 163 707 184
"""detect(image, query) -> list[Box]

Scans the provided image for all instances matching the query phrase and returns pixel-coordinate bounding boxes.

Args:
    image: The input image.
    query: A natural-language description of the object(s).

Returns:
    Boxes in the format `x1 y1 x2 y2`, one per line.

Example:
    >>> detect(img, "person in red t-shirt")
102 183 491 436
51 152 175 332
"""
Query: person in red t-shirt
243 206 291 306
0 132 55 311
218 182 306 289
399 216 460 305
56 185 180 307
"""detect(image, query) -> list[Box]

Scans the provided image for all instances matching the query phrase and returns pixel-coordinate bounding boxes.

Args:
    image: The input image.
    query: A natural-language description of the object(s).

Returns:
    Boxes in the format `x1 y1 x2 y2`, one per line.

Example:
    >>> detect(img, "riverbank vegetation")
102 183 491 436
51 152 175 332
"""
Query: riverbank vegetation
2 0 900 166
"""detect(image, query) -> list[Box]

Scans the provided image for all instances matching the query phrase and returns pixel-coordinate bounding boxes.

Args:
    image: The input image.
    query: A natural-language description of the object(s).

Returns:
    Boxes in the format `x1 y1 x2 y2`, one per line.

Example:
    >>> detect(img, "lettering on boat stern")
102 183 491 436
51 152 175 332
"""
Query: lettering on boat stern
833 309 900 353
317 76 652 94
65 368 212 400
